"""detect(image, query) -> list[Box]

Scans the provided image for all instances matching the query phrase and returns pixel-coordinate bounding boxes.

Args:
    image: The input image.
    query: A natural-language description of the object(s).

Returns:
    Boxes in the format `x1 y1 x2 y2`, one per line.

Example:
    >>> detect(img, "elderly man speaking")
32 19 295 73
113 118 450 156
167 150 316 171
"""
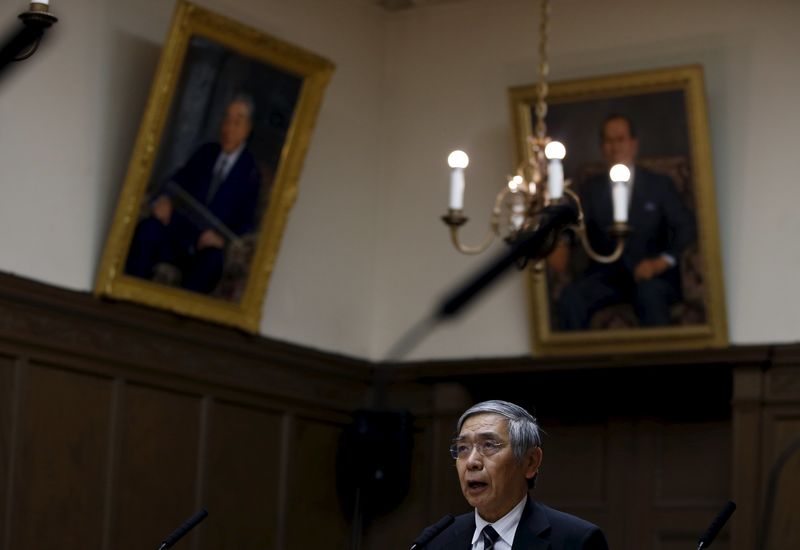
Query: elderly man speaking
416 400 609 549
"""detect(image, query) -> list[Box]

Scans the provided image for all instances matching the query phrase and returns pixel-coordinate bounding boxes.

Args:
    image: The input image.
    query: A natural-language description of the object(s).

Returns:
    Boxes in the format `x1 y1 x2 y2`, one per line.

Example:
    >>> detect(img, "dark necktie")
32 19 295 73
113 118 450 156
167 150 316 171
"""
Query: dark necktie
481 525 500 550
207 156 228 203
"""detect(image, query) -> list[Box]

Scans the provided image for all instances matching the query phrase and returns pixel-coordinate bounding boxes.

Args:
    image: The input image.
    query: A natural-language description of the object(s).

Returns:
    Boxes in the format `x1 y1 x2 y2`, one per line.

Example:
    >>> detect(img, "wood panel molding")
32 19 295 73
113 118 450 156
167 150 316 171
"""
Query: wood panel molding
0 273 372 414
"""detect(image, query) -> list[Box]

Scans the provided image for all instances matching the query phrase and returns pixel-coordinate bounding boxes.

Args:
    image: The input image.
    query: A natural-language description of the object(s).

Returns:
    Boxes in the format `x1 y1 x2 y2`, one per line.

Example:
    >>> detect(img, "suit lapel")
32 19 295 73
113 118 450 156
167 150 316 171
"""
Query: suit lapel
627 167 650 227
594 176 615 229
511 498 551 550
435 513 474 549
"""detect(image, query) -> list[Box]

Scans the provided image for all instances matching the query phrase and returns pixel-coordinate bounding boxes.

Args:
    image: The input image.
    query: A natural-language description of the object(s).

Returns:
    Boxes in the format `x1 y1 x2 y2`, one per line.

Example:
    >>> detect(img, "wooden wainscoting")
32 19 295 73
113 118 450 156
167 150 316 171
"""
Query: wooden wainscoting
0 273 372 550
732 347 800 550
2 272 798 550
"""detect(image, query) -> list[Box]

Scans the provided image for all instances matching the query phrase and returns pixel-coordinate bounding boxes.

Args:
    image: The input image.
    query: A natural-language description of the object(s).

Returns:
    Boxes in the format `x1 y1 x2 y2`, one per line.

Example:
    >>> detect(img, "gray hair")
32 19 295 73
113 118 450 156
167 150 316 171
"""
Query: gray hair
229 93 255 121
456 400 542 462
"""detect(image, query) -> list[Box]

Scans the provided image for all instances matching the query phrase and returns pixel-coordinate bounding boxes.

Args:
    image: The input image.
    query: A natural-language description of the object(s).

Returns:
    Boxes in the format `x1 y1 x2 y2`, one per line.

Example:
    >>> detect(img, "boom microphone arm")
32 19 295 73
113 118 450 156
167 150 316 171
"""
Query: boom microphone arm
384 202 578 361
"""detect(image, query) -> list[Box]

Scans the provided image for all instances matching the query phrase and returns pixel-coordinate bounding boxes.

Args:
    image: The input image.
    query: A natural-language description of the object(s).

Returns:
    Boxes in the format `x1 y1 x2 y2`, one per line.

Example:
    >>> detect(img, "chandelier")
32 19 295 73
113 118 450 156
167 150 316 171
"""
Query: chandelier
442 0 630 267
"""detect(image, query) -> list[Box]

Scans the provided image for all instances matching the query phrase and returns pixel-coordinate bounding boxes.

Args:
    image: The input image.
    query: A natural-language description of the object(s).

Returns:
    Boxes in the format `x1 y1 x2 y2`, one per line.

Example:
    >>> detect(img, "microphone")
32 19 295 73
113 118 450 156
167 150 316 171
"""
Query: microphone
410 514 455 549
697 500 736 550
157 508 208 550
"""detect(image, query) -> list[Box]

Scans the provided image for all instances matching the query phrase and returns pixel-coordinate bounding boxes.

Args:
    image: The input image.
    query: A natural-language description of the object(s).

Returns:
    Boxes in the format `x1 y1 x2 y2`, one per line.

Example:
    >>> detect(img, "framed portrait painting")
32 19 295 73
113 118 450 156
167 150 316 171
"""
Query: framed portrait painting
95 0 334 332
509 65 727 355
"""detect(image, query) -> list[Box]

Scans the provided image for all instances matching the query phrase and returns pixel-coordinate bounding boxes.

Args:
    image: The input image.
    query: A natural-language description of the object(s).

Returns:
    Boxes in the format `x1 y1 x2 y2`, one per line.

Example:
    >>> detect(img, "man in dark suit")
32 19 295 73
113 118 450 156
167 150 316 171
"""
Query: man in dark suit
555 114 696 329
125 95 262 294
417 400 609 549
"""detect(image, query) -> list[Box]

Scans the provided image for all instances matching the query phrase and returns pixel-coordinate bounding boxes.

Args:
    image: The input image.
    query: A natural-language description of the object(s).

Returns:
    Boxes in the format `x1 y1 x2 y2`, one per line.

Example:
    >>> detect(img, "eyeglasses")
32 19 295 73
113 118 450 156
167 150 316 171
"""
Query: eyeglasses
449 440 507 460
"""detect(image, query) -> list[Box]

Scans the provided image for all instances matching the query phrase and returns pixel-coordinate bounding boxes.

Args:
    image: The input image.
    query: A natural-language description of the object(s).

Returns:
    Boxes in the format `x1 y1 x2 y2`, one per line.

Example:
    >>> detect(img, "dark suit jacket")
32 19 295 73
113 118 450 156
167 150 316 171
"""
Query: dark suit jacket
422 497 609 550
168 142 262 245
579 166 696 292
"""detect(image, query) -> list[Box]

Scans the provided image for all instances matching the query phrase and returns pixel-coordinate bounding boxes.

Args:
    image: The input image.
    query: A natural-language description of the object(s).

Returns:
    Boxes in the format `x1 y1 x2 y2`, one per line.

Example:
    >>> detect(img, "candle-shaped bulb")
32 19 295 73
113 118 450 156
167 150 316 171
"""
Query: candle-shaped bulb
545 141 566 200
544 140 566 160
447 150 469 169
447 150 469 210
609 163 631 183
609 164 631 223
508 175 523 192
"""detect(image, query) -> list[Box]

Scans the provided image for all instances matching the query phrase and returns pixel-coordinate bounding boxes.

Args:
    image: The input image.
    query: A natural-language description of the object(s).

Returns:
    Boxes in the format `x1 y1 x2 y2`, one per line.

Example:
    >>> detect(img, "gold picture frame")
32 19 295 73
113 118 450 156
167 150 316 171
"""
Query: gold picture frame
95 0 334 332
509 65 727 355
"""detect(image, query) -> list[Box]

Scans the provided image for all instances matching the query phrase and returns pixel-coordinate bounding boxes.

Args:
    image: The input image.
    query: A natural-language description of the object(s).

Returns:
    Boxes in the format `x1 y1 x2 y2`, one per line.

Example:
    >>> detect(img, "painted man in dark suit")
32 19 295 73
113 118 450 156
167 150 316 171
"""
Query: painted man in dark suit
126 95 262 294
554 114 696 329
417 400 609 549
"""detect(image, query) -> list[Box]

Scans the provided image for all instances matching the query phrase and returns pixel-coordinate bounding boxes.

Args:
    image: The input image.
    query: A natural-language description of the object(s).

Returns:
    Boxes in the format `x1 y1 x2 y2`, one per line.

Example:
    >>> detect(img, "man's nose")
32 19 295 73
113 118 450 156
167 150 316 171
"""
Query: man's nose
465 447 483 468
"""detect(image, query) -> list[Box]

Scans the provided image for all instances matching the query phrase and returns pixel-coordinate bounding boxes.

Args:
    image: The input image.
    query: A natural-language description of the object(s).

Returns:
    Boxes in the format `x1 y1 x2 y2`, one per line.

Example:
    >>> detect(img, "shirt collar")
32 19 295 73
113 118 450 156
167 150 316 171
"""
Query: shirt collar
471 495 527 547
217 143 245 171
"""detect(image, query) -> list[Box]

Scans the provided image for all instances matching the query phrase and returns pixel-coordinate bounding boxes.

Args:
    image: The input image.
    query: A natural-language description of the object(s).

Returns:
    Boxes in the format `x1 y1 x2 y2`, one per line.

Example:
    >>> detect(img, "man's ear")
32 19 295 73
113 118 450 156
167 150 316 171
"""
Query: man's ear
525 447 543 480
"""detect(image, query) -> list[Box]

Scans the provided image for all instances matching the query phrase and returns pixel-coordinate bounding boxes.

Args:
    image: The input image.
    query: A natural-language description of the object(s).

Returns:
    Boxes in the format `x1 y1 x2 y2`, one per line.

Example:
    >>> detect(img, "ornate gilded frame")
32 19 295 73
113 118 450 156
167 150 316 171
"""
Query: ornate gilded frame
95 0 334 332
509 65 727 355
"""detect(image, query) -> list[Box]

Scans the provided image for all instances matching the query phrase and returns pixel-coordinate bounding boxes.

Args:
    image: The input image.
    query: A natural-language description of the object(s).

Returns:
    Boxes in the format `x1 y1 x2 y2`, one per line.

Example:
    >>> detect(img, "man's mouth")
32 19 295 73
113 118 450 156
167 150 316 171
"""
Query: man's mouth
467 481 488 491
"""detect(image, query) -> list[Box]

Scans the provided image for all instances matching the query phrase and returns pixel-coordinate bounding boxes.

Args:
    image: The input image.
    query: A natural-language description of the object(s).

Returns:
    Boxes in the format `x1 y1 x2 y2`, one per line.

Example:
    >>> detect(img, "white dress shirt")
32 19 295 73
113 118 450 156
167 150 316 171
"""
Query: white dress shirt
470 495 527 550
213 143 245 182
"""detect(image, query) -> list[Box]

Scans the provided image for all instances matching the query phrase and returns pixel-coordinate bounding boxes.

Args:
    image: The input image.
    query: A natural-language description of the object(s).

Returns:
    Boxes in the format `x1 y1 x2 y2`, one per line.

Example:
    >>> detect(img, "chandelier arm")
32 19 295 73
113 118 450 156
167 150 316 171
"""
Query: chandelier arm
442 189 505 254
448 226 496 255
492 186 512 213
572 225 625 264
562 188 584 223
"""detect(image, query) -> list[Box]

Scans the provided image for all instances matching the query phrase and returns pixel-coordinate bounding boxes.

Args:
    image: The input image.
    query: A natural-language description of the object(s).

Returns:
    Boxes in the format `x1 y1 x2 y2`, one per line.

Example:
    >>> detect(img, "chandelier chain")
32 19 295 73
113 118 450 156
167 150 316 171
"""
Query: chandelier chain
534 0 551 142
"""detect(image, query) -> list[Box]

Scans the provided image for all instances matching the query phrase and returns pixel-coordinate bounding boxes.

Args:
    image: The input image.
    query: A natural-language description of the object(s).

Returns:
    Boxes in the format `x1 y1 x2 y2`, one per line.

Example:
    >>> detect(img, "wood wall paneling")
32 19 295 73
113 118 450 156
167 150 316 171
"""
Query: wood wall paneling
283 416 348 550
3 273 798 550
113 384 202 550
0 355 17 549
201 400 282 550
535 423 609 508
651 420 732 550
731 365 763 550
761 408 800 549
364 426 432 550
9 362 112 550
655 421 731 506
529 417 731 550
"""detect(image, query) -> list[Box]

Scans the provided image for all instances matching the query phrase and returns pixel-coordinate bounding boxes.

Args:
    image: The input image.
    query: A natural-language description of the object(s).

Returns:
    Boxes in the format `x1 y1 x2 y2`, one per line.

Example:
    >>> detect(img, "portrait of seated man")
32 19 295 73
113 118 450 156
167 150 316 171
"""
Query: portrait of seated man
549 113 696 330
125 95 262 295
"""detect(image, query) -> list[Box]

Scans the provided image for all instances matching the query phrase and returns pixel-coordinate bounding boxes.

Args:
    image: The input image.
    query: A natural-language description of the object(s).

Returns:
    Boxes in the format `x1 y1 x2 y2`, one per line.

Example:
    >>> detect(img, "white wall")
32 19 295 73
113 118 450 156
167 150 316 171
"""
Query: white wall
0 0 798 360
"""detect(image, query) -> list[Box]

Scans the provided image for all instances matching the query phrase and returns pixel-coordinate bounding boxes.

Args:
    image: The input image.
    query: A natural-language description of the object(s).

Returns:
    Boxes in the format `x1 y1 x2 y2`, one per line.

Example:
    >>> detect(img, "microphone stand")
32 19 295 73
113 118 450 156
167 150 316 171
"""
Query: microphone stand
696 500 736 550
157 508 208 550
349 487 363 550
